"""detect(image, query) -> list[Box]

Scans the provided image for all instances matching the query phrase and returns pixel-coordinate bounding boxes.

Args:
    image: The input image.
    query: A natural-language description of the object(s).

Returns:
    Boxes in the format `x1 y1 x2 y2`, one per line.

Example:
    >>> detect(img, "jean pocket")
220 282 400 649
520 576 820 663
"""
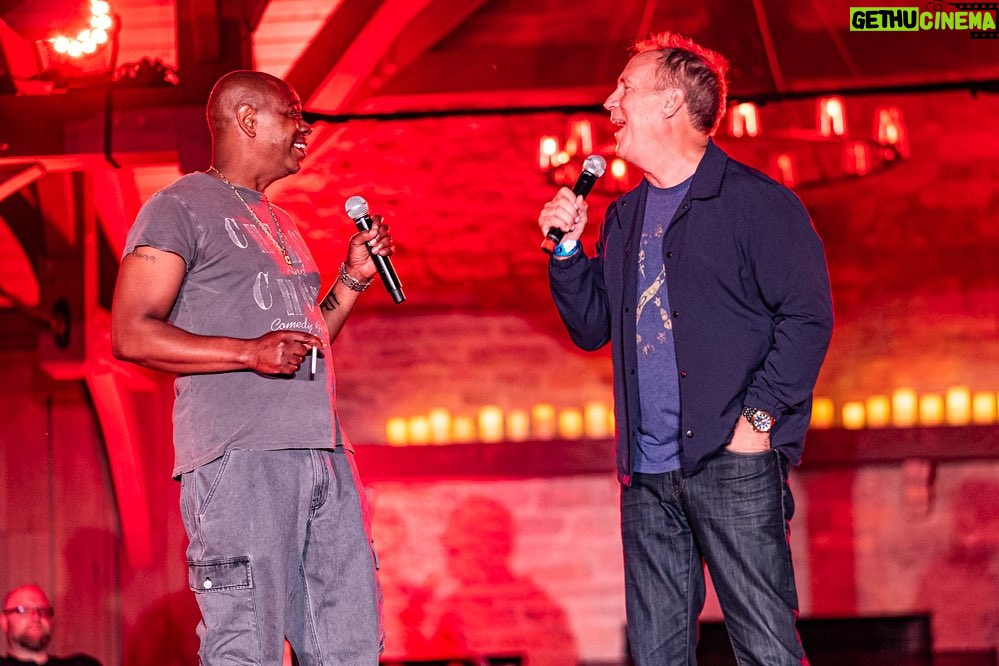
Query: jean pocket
721 446 772 458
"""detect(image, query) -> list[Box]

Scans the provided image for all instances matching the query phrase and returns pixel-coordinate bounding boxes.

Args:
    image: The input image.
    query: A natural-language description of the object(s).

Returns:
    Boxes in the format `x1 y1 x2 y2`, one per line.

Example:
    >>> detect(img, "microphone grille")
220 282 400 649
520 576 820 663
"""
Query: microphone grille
583 155 607 177
345 195 369 218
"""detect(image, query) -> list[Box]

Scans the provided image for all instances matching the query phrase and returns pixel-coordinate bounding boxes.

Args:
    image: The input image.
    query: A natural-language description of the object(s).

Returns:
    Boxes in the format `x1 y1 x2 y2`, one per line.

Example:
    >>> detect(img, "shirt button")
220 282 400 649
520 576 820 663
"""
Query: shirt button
629 369 635 375
685 430 694 438
680 370 687 378
672 310 679 318
666 251 673 258
203 579 213 590
624 307 630 313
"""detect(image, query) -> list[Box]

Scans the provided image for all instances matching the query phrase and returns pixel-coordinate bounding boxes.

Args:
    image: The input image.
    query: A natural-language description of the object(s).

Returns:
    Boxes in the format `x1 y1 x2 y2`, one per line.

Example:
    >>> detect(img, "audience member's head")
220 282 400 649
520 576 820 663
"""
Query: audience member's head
2 584 55 662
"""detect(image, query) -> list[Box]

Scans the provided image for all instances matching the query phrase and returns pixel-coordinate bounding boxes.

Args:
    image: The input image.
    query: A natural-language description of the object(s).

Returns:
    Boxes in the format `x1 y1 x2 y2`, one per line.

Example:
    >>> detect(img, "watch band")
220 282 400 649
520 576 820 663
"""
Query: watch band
553 239 580 257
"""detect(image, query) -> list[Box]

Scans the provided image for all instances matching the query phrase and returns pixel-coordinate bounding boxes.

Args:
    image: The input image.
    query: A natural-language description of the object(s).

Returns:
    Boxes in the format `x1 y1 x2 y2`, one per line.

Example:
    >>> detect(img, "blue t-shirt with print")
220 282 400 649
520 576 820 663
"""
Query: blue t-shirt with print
634 176 691 473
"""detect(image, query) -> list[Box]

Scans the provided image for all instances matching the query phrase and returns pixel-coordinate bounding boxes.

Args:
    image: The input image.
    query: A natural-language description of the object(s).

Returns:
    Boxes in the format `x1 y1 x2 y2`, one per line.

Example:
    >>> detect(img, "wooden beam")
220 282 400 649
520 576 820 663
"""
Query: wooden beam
0 163 46 202
284 0 386 104
86 363 156 567
0 87 200 171
349 86 611 116
175 0 255 100
339 43 621 115
307 0 488 113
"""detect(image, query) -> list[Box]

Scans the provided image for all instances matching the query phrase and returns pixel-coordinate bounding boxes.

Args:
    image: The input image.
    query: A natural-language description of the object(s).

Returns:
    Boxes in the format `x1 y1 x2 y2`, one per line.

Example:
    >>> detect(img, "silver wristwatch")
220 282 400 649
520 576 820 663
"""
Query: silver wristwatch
742 406 775 433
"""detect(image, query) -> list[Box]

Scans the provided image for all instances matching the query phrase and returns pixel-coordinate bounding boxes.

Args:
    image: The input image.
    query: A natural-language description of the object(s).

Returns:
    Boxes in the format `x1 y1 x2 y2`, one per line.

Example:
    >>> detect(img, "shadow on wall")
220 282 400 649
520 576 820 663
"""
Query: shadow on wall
61 528 120 663
378 496 579 665
117 497 580 665
916 477 999 652
123 589 200 666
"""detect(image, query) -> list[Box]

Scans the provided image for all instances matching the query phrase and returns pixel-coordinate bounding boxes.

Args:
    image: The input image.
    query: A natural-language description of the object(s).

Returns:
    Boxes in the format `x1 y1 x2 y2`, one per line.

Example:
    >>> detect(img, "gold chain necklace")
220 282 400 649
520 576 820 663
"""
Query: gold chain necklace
208 166 293 266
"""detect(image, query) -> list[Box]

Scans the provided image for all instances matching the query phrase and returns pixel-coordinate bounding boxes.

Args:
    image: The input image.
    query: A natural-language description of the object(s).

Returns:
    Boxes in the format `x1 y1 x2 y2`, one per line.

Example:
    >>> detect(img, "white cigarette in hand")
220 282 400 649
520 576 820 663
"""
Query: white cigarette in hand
310 346 317 380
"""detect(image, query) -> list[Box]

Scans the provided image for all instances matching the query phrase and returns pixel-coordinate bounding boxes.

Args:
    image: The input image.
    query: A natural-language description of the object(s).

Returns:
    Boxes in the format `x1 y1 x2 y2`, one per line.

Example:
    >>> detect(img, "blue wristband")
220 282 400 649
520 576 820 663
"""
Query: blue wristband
554 239 580 257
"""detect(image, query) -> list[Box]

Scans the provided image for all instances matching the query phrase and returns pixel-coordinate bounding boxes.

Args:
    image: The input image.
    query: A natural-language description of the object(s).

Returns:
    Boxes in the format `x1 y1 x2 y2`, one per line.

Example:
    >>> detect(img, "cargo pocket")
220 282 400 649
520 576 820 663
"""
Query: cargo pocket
188 557 260 660
189 556 252 593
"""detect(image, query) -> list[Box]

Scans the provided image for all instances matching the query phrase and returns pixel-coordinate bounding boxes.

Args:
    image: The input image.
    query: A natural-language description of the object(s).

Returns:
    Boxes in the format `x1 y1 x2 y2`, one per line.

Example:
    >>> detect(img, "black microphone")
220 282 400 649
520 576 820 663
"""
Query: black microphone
344 196 406 304
541 154 607 254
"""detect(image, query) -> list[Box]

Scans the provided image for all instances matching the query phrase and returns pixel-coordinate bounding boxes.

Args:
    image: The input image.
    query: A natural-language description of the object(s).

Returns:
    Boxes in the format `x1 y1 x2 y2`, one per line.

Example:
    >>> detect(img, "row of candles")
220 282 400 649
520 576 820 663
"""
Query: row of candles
820 387 997 430
383 387 999 446
385 402 614 446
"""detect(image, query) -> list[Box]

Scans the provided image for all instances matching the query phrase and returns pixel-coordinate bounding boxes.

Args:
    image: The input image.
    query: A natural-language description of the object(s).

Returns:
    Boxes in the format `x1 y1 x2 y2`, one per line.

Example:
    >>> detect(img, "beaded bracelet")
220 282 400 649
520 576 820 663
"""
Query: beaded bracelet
339 263 373 292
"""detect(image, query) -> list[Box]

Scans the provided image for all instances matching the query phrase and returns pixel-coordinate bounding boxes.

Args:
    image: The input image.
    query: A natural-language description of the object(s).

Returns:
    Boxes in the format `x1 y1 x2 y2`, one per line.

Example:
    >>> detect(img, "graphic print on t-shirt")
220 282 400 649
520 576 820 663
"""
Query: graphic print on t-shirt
636 222 672 356
222 205 324 339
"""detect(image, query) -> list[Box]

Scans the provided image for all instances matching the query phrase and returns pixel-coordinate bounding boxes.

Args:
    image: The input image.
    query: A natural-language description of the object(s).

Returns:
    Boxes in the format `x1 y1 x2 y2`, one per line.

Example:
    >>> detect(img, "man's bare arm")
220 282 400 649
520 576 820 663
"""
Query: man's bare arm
111 246 323 375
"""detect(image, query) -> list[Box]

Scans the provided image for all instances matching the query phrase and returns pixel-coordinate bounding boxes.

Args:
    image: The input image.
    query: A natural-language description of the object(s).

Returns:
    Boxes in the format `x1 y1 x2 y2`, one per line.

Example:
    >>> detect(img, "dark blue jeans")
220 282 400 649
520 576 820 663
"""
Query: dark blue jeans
622 449 807 665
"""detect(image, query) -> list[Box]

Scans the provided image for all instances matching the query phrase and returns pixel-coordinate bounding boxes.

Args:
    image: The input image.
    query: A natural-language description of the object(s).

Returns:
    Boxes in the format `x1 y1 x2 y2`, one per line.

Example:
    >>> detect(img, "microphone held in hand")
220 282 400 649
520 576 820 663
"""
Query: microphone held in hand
344 196 406 304
541 154 607 254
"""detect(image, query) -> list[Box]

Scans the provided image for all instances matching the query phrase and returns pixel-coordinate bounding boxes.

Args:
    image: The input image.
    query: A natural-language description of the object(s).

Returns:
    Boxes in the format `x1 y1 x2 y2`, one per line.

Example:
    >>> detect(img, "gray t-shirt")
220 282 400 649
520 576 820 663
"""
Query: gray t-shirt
124 172 344 477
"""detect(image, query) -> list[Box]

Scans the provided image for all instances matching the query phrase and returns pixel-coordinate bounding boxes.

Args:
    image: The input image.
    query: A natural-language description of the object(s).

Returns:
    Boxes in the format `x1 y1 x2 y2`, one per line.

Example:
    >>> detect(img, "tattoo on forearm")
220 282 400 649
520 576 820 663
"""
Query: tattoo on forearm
130 249 156 263
320 290 341 312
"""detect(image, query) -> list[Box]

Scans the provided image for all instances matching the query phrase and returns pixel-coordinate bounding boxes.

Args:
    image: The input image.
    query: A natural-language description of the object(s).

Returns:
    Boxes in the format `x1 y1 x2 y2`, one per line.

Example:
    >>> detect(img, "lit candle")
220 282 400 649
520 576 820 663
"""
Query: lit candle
558 408 584 439
385 418 408 446
945 386 971 426
866 395 890 428
584 401 610 438
408 416 430 445
532 404 557 440
506 409 530 441
452 416 476 443
841 401 866 430
478 406 504 443
891 388 918 427
811 397 835 428
427 408 451 444
972 391 997 425
919 393 944 426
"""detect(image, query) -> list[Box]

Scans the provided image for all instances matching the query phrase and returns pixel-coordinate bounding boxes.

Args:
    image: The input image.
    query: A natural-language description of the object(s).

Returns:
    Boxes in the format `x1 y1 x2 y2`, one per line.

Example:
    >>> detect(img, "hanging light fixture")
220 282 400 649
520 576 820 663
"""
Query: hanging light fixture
537 116 630 193
722 95 909 189
47 0 115 60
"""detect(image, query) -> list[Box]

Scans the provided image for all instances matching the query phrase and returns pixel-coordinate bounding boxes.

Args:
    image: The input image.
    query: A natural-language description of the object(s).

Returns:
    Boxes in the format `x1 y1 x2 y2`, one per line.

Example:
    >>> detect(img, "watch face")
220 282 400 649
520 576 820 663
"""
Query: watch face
752 411 774 432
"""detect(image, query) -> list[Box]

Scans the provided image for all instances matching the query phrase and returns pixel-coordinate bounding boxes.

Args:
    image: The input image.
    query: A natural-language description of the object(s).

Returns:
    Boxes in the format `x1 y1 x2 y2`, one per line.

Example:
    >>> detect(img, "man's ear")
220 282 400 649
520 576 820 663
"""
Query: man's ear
661 88 684 120
236 103 257 137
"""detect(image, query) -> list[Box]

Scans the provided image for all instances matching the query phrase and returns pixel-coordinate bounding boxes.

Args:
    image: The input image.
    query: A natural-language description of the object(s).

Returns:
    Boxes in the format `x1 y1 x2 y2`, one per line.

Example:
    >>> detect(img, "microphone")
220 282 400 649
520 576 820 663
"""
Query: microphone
541 154 607 254
344 196 406 304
